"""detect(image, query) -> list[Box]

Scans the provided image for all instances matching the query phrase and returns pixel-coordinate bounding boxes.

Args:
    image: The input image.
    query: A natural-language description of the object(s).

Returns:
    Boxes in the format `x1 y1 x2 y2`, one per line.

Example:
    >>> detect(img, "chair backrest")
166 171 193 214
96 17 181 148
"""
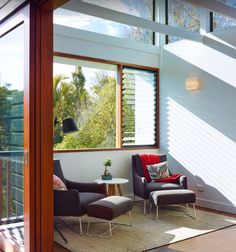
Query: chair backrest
132 154 167 177
54 160 66 185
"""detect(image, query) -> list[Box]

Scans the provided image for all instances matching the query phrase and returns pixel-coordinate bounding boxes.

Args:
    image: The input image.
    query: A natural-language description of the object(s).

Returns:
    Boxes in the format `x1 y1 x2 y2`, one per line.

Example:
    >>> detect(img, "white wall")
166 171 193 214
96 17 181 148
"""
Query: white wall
54 149 158 196
160 39 236 214
54 25 160 68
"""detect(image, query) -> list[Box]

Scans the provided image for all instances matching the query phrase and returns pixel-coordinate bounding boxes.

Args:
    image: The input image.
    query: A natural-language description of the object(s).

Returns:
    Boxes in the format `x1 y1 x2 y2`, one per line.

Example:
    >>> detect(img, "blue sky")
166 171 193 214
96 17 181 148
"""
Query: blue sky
0 25 24 91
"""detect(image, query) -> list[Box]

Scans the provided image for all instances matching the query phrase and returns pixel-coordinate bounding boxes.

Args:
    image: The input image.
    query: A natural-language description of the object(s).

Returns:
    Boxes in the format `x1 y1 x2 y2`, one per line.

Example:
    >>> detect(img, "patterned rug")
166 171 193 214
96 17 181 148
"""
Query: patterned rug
54 203 236 252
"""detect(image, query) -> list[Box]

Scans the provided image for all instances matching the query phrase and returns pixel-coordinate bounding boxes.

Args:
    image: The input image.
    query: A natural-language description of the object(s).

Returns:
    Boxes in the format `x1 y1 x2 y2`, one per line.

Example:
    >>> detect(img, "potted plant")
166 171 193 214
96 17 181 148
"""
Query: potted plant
102 158 112 180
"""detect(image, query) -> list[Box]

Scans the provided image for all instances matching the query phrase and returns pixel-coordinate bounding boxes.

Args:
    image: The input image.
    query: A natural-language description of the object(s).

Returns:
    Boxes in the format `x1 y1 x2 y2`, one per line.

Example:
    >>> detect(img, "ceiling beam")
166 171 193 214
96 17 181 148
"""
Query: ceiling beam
61 0 203 42
186 0 236 20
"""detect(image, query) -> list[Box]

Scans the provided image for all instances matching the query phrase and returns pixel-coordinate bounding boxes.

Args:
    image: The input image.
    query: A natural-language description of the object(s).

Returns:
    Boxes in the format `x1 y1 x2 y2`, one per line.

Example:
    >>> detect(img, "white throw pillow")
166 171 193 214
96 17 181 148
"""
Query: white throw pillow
146 161 170 180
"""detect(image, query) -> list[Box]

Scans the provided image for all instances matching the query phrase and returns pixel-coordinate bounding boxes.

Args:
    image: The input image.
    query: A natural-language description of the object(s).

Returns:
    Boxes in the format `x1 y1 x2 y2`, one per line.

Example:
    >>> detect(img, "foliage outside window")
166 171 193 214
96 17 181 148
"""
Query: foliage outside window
167 0 200 43
54 0 154 45
53 58 117 149
53 56 158 150
213 0 236 30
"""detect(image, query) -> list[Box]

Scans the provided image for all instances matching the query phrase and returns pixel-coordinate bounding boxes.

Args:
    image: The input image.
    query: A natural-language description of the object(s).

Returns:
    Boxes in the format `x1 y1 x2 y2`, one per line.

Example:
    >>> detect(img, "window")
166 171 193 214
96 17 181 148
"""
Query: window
122 67 157 146
54 0 154 45
53 57 117 149
212 0 236 30
167 0 200 43
53 55 158 150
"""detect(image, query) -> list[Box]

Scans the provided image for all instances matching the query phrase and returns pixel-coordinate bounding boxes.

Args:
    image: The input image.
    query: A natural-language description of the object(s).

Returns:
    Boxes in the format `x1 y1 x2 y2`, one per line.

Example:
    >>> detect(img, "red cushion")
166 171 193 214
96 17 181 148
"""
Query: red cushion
139 154 161 182
155 173 182 183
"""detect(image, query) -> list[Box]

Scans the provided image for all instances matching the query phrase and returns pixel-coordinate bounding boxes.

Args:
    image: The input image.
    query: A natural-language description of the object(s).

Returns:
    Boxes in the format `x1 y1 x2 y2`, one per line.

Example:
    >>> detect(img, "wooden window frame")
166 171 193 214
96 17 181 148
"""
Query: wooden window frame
53 51 159 153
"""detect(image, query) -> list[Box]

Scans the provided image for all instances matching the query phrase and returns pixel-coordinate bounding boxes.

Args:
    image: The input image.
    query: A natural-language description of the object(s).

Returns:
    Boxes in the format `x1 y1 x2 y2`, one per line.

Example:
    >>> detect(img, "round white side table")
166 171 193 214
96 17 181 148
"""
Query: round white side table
95 178 129 196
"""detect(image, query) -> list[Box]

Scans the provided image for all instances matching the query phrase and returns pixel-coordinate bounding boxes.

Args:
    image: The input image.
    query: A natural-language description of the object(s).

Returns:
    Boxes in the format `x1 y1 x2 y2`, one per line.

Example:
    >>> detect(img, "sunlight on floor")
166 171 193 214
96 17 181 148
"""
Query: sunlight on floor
166 227 213 243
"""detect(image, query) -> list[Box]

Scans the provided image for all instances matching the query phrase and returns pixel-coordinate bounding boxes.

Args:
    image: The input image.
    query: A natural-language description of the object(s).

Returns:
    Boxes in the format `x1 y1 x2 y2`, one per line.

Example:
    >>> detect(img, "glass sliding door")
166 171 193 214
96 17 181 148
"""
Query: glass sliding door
0 21 25 251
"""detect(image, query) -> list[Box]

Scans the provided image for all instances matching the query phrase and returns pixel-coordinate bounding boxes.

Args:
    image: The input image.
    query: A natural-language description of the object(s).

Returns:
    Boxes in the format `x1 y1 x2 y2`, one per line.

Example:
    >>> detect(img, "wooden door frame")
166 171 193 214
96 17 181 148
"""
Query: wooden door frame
0 1 69 251
0 6 34 252
29 1 69 251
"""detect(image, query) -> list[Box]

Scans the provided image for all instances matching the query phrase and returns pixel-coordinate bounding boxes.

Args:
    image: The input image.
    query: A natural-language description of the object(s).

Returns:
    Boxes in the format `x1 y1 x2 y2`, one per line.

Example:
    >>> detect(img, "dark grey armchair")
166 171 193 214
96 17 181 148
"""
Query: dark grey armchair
54 160 107 239
132 154 187 214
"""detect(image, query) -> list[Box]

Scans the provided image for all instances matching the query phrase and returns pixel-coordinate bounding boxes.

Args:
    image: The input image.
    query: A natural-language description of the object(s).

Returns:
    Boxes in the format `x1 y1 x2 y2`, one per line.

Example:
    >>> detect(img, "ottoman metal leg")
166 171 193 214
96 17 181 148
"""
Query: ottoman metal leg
149 203 153 213
108 221 112 237
186 203 197 219
87 211 133 239
144 199 147 215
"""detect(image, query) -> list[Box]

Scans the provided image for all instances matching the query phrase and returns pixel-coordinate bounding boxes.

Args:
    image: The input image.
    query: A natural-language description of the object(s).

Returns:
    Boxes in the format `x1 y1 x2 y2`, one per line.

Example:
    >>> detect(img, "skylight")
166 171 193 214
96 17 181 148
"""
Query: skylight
53 0 154 45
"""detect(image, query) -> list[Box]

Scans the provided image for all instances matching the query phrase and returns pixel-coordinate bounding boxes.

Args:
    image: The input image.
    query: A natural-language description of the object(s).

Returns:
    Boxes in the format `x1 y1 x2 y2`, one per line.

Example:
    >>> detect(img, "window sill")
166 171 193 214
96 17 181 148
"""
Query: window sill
53 146 159 153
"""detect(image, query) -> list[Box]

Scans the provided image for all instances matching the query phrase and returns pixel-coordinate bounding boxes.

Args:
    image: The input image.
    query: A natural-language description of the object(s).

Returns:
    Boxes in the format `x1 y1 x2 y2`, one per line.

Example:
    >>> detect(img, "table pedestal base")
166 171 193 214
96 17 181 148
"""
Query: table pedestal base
108 184 123 196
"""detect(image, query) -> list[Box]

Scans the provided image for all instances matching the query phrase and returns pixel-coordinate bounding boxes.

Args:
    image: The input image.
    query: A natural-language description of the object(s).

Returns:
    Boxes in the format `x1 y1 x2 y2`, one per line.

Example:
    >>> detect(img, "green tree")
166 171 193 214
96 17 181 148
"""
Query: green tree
53 74 77 144
71 66 89 119
55 72 117 149
53 66 89 145
0 84 11 151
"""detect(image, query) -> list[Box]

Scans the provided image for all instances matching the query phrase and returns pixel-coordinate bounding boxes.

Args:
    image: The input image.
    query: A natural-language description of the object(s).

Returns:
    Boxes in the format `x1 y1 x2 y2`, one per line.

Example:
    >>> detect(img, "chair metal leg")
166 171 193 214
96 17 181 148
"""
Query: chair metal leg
59 216 82 235
133 194 135 202
128 211 133 226
54 224 68 244
87 218 90 234
79 217 83 235
155 205 159 221
144 199 147 215
193 204 196 219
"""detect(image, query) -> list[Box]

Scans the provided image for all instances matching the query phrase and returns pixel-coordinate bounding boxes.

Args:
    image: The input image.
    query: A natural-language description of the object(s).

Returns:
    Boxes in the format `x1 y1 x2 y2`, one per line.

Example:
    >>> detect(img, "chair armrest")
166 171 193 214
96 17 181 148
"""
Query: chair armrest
179 175 188 189
66 180 107 196
133 172 148 199
54 189 80 216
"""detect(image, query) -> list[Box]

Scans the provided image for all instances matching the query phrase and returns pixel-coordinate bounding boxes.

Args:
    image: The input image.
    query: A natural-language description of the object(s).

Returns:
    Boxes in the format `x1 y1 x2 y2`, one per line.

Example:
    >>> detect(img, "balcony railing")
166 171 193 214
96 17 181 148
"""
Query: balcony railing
0 151 24 224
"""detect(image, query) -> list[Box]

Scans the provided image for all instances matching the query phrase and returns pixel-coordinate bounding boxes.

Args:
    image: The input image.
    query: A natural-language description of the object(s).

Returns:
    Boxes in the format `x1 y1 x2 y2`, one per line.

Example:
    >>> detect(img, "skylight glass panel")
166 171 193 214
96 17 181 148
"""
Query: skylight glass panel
213 0 236 30
53 0 154 45
167 0 200 43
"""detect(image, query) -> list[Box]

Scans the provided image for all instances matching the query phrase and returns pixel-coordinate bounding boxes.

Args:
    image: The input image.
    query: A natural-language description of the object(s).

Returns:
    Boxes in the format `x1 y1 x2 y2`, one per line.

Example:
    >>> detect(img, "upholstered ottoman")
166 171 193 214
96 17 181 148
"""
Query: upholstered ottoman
149 189 196 221
87 196 133 238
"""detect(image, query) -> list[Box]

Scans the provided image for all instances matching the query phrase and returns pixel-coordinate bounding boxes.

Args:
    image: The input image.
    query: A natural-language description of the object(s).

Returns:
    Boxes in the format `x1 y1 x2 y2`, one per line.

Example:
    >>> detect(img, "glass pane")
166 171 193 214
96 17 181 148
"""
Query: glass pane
213 0 236 30
0 24 24 247
122 67 157 146
54 0 154 44
53 56 117 149
83 0 153 20
167 0 200 43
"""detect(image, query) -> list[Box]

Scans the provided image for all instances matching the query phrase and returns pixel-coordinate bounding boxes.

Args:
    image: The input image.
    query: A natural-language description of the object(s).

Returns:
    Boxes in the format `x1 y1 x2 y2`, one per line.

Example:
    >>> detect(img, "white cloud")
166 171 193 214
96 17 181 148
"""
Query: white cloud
54 9 92 29
106 25 119 36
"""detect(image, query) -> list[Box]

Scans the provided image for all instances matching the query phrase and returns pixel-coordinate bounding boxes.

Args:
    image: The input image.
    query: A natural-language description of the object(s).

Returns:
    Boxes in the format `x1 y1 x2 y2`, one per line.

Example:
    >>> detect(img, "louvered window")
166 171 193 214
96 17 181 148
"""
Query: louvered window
122 67 157 147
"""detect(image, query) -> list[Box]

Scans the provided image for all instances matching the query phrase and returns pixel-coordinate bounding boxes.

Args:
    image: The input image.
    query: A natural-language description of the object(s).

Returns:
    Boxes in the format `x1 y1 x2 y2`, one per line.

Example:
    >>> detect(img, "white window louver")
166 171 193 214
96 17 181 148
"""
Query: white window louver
122 67 157 147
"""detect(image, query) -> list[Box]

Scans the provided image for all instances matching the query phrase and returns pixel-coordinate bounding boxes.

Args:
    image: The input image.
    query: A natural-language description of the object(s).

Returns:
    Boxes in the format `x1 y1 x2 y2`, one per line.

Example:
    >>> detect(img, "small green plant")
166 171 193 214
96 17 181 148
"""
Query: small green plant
103 158 112 176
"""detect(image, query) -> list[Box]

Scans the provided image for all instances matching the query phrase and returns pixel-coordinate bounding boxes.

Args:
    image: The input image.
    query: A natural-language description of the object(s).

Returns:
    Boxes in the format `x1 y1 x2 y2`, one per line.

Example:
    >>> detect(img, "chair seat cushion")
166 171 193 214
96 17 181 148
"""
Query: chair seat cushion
79 192 105 215
150 189 196 206
147 182 183 193
87 196 133 221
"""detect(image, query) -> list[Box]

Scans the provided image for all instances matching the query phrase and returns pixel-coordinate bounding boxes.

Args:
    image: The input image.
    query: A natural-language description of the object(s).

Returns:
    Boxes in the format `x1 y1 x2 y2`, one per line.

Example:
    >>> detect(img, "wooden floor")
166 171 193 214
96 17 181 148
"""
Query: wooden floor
53 224 236 252
151 224 236 252
54 242 69 252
